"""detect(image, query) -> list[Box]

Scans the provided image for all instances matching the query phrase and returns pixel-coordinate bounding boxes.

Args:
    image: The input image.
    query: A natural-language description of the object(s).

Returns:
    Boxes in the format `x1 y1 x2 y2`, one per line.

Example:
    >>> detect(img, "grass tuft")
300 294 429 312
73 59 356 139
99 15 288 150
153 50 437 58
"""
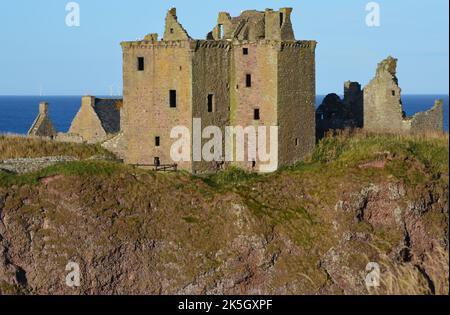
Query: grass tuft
201 166 259 188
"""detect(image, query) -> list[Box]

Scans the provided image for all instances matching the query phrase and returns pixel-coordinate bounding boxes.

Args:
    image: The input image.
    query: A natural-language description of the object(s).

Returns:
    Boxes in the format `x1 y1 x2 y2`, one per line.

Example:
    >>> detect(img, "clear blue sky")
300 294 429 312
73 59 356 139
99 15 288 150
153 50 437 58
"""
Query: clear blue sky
0 0 448 95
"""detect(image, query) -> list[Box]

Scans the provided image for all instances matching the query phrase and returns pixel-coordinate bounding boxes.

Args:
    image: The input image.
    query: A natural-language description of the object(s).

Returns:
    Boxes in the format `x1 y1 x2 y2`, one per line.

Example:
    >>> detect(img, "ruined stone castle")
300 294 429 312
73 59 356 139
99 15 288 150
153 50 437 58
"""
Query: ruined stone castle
28 8 445 173
120 8 316 173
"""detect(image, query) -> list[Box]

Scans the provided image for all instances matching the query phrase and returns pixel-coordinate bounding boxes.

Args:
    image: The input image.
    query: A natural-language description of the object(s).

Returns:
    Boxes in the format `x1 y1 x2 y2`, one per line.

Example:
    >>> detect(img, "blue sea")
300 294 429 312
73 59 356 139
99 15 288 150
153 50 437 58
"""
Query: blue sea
0 95 448 134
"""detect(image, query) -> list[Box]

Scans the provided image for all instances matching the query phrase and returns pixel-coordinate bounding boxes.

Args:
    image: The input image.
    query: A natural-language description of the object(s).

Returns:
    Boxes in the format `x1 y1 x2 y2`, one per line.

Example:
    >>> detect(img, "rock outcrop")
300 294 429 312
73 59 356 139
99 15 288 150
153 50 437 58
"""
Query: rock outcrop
0 133 448 295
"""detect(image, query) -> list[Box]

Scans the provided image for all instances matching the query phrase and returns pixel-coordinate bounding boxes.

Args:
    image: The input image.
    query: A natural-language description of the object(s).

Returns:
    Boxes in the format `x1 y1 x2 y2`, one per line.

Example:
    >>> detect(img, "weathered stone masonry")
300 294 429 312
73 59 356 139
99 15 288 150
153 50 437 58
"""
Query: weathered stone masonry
26 9 445 171
121 8 317 173
68 96 122 143
28 102 57 137
316 56 444 138
27 96 123 146
364 56 443 134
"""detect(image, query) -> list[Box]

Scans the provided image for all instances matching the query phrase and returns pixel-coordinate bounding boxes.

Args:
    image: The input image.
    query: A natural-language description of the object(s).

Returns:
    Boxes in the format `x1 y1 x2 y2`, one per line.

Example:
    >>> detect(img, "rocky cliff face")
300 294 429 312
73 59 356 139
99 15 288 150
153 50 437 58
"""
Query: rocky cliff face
0 133 448 295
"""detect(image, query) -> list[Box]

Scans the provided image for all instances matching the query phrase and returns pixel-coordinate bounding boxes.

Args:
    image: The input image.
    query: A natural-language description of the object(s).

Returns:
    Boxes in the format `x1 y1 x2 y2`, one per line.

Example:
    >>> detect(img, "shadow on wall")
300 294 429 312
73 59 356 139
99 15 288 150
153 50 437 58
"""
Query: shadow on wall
316 56 445 141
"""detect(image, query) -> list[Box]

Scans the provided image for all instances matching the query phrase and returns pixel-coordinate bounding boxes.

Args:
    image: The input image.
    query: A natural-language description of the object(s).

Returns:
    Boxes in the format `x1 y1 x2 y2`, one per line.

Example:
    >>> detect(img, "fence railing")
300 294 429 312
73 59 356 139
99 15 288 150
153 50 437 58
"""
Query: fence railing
132 163 178 172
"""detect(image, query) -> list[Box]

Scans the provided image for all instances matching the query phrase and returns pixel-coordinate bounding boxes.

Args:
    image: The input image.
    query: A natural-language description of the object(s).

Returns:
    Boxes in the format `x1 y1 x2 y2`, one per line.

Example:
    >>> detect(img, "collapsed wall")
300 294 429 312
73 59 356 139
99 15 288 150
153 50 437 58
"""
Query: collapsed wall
317 56 445 138
409 100 444 134
363 56 444 134
316 81 363 139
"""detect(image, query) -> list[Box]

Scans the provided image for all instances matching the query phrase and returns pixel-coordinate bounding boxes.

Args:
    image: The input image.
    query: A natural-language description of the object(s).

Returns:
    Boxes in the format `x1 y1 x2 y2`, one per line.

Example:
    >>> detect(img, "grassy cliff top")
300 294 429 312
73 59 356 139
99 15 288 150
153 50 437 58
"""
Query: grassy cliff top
0 131 448 295
0 131 448 187
0 135 114 161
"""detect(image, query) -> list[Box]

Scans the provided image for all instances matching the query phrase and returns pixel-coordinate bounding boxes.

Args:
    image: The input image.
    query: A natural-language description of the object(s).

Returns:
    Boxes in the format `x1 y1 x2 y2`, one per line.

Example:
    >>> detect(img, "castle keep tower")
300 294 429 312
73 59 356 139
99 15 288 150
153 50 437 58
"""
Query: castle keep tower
121 8 317 173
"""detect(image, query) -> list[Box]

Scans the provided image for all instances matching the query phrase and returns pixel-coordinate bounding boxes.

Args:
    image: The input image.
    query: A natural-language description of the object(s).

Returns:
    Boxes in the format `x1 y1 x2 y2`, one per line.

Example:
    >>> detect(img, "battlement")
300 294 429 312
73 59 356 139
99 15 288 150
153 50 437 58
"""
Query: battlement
121 38 317 52
208 8 295 41
122 7 300 47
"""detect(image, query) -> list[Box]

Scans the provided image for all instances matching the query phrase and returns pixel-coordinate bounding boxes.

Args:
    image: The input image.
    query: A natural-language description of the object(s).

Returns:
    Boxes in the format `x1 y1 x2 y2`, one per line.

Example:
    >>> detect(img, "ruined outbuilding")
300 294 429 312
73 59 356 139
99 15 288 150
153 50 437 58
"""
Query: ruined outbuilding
316 81 363 139
68 96 122 143
27 102 57 137
364 56 443 134
121 8 317 173
317 56 444 138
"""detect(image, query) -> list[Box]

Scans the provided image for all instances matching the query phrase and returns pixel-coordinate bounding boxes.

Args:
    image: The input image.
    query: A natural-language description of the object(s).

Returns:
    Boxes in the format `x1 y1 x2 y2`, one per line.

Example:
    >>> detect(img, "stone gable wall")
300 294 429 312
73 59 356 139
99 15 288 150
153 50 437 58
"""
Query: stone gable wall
27 102 57 137
69 96 108 143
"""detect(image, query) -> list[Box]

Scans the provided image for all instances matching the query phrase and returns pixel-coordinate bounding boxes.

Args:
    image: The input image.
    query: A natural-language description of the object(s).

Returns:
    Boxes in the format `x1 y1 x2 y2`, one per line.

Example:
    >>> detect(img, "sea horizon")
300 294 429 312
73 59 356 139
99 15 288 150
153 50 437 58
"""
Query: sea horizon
0 94 448 135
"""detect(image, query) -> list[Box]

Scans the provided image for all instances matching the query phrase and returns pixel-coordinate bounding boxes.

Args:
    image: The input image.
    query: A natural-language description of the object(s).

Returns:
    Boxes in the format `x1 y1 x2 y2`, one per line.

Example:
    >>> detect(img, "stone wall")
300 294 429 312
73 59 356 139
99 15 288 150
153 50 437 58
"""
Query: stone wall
54 133 84 143
364 57 407 133
410 100 444 134
343 81 364 128
191 41 231 174
68 96 122 144
0 156 78 174
316 81 363 139
101 132 127 160
363 56 444 135
27 102 57 137
278 41 316 166
320 57 444 137
229 42 279 172
121 40 193 170
120 8 317 173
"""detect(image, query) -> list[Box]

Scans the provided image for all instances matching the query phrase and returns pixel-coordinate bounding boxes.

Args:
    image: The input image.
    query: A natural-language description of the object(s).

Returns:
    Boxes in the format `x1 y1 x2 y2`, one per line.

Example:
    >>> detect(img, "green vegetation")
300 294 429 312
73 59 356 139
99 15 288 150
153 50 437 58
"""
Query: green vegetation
0 161 127 187
201 166 259 188
2 131 448 189
0 131 448 295
310 131 448 173
0 135 115 160
288 131 449 184
182 216 200 224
